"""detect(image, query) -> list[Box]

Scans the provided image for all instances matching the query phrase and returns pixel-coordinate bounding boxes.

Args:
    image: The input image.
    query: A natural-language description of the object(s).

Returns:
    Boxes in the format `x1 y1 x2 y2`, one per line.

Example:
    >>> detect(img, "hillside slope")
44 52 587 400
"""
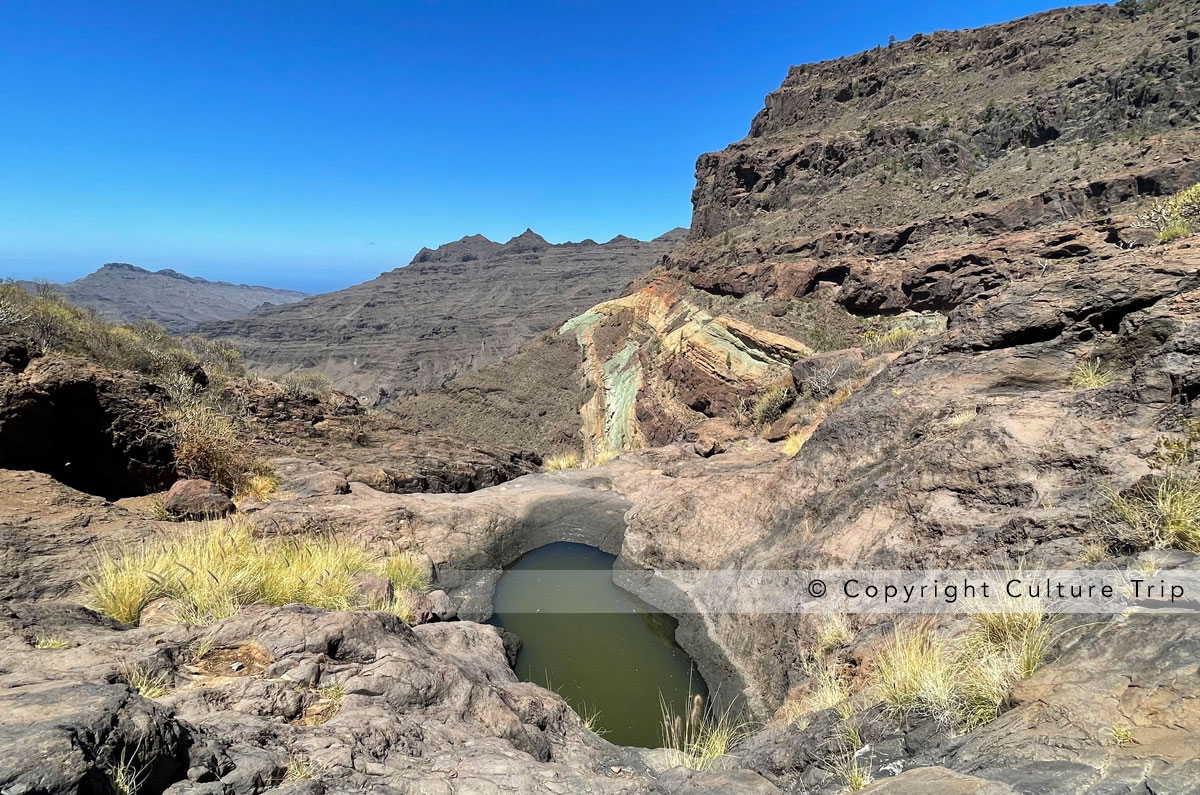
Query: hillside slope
200 228 686 400
392 0 1200 458
22 263 307 332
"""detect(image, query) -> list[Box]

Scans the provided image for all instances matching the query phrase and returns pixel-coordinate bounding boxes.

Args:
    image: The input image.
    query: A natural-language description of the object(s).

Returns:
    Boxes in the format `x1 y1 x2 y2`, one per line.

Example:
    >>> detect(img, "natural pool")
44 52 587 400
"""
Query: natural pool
488 541 708 747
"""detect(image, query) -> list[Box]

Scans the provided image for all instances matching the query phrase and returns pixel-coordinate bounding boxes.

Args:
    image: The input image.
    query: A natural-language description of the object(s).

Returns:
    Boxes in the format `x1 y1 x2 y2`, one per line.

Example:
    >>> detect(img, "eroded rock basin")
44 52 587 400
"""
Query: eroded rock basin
488 541 708 747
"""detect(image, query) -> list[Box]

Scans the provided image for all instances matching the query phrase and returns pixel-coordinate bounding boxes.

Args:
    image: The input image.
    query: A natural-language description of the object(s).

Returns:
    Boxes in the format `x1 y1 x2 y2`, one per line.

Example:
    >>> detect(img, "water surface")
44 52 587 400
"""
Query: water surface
488 541 707 747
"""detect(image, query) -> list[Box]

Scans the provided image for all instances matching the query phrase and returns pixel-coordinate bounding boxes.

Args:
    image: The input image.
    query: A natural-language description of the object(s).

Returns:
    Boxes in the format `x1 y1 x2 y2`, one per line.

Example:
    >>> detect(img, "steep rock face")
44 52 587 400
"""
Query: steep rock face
0 340 177 498
200 229 686 400
25 263 307 333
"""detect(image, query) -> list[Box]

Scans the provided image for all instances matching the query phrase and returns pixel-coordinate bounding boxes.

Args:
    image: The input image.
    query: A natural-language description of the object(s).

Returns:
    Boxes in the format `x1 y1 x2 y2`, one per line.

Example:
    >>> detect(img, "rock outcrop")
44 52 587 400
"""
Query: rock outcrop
0 338 177 498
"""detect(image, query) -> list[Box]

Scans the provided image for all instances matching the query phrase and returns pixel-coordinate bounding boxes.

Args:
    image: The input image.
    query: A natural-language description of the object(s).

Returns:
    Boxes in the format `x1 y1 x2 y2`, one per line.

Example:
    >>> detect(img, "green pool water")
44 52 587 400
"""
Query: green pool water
488 541 708 747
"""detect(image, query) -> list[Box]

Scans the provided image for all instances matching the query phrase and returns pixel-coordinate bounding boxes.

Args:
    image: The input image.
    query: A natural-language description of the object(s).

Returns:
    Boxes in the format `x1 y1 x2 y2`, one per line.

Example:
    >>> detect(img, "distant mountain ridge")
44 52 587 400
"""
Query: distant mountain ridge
20 263 308 333
199 227 687 399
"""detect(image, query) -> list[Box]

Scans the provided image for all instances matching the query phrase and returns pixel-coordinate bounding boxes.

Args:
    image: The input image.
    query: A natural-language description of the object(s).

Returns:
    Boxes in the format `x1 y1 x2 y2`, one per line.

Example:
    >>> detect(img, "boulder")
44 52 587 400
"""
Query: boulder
426 589 458 622
164 479 236 520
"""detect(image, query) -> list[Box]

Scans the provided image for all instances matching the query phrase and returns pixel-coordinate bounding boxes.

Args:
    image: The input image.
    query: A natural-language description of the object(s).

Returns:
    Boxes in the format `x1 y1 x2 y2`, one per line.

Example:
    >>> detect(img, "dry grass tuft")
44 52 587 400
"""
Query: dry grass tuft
543 450 581 471
237 473 280 502
1070 359 1113 390
1102 475 1200 554
285 755 326 781
870 588 1053 732
815 613 853 657
34 634 70 649
84 520 431 626
108 747 146 795
120 663 172 699
660 693 753 772
863 326 920 356
281 370 333 398
590 447 620 467
1079 543 1110 564
1109 723 1135 746
783 430 812 458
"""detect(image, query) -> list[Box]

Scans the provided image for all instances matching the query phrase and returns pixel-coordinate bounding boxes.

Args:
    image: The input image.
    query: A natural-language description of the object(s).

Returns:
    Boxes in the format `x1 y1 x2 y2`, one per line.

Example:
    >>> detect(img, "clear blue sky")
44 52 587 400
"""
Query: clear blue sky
1 0 1066 293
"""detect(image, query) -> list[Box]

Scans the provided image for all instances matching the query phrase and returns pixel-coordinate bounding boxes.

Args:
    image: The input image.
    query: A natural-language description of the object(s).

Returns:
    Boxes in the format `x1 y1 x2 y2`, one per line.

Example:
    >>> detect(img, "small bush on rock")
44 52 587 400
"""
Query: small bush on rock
1134 182 1200 242
281 370 333 398
863 326 920 357
751 385 795 429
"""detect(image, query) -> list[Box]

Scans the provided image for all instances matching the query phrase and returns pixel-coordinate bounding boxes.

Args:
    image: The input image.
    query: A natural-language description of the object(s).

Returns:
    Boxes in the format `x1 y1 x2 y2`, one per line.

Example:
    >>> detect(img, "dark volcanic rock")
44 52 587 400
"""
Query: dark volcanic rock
164 479 236 520
0 679 191 795
0 349 176 498
199 229 686 399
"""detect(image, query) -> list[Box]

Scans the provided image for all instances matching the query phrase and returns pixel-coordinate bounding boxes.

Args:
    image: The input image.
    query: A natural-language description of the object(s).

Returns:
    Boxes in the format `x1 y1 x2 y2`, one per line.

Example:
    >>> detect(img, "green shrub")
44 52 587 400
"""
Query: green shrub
1136 182 1200 242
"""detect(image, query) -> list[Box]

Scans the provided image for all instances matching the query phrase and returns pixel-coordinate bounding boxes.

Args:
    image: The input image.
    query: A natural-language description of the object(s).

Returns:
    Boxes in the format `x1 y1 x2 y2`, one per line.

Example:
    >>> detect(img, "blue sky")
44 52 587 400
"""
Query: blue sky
1 0 1065 293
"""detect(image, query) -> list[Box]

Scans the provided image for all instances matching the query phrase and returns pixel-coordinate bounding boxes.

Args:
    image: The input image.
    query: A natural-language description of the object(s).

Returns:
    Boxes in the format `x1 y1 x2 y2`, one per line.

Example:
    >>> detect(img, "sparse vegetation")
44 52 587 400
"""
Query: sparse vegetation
0 286 273 493
1134 182 1200 242
285 755 326 781
945 410 976 430
871 589 1053 731
660 693 752 772
590 447 620 467
815 613 853 657
238 473 280 502
1101 475 1200 554
1109 723 1135 746
1069 359 1113 390
120 663 172 699
0 283 243 380
34 634 70 649
281 370 333 398
84 520 432 626
1080 543 1110 564
835 754 873 792
543 450 581 471
107 747 146 795
1152 419 1200 466
863 326 920 357
751 385 795 429
783 430 812 457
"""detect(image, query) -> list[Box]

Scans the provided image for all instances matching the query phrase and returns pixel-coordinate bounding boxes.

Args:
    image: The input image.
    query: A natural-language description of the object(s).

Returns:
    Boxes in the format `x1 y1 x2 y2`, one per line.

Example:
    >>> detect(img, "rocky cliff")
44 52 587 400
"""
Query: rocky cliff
22 263 308 333
199 228 686 400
